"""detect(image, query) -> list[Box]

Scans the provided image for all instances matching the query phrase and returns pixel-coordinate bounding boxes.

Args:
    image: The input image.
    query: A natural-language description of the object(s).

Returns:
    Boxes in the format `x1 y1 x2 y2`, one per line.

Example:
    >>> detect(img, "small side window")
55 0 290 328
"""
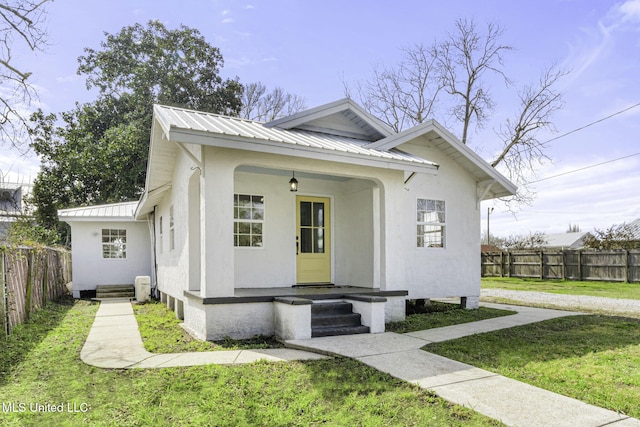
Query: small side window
102 229 127 259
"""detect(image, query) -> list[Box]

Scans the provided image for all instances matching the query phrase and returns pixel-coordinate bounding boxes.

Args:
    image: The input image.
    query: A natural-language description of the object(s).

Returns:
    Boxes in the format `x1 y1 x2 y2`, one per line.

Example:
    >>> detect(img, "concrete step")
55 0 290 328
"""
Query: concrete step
312 313 362 328
311 301 353 316
311 301 369 337
312 325 370 337
95 285 134 299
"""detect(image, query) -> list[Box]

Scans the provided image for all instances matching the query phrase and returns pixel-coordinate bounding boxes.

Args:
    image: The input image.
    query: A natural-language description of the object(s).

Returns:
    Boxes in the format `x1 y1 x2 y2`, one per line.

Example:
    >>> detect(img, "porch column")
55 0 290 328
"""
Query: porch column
200 149 235 298
378 175 406 291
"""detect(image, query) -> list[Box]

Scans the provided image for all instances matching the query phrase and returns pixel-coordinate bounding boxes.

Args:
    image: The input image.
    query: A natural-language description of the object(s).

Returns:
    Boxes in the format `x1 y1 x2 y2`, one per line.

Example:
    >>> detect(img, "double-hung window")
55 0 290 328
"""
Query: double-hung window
234 194 264 247
417 199 445 248
102 229 127 259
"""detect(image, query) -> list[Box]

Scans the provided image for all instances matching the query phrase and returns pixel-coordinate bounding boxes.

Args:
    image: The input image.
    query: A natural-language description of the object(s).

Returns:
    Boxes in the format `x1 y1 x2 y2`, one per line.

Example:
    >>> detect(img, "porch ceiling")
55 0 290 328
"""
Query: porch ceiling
235 165 351 182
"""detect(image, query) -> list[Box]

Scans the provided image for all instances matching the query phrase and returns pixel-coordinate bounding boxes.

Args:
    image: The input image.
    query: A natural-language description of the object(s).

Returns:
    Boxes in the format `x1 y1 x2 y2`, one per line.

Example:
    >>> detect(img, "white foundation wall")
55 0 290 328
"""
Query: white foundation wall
399 139 482 300
69 221 151 297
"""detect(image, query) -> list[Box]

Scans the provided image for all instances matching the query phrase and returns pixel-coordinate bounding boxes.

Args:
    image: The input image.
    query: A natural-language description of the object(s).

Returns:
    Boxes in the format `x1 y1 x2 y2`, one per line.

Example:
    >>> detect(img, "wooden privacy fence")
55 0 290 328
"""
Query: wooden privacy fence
481 250 640 283
0 246 72 338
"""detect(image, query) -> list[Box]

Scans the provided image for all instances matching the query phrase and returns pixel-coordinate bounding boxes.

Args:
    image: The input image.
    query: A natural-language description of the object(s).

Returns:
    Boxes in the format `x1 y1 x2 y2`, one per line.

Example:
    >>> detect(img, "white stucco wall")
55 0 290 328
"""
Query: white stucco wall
69 220 151 297
154 146 200 303
398 138 482 299
156 142 483 304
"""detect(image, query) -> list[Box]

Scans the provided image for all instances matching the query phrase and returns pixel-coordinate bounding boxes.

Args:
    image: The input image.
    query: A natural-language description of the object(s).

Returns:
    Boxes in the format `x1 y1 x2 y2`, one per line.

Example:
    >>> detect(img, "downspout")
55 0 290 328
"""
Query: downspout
148 207 159 299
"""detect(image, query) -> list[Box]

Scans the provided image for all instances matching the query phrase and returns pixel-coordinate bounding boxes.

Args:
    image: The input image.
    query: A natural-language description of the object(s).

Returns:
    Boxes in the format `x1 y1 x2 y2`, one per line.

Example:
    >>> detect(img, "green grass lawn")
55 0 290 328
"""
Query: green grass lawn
386 301 516 334
0 298 502 426
135 300 516 352
424 315 640 419
482 277 640 300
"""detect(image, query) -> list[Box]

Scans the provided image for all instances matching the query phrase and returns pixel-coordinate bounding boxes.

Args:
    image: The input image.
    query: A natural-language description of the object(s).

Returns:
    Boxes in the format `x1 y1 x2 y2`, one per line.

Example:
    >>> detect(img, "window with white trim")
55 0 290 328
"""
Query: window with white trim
417 199 445 248
234 194 264 247
102 229 127 259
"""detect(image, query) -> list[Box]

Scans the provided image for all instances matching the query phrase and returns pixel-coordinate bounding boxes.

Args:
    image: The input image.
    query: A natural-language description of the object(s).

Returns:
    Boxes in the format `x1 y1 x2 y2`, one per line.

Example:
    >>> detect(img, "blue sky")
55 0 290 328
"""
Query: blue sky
2 0 639 237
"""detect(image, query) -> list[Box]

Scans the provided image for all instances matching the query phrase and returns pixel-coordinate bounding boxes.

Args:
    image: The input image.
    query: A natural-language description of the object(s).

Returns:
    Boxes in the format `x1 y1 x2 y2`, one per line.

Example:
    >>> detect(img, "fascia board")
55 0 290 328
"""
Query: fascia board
266 98 393 138
371 120 516 196
169 128 438 175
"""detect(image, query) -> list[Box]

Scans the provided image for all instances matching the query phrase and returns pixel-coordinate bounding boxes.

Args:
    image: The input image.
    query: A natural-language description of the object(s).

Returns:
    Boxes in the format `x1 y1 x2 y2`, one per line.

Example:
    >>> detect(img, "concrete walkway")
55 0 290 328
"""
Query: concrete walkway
80 299 328 369
81 300 640 426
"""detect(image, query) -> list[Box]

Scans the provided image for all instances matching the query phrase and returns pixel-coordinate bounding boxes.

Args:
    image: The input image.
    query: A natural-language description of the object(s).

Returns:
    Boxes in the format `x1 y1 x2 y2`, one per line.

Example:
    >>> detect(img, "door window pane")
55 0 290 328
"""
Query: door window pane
300 228 312 253
300 202 312 226
314 228 324 253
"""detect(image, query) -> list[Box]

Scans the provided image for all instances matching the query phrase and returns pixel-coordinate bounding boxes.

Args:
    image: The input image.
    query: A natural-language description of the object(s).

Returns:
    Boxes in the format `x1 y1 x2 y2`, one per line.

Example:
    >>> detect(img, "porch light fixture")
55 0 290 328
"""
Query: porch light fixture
289 171 298 192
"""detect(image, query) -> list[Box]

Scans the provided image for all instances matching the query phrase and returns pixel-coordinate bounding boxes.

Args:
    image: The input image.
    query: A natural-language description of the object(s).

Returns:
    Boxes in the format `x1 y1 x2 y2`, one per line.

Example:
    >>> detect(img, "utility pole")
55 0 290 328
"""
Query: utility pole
487 207 494 245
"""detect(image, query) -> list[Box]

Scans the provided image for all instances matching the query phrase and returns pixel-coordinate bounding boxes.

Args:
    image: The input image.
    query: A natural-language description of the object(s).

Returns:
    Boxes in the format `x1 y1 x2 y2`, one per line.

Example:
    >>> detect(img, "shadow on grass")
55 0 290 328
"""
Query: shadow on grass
0 296 77 386
425 315 640 367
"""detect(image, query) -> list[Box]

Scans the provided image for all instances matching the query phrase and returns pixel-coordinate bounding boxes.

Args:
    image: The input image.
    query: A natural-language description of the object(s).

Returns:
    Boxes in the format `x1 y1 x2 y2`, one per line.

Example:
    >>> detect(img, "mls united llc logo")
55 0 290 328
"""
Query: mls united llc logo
2 402 89 413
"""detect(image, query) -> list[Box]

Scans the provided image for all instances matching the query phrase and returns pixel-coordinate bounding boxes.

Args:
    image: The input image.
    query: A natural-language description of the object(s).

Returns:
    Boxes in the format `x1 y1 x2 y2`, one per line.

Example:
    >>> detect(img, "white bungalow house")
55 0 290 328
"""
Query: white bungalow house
59 98 516 341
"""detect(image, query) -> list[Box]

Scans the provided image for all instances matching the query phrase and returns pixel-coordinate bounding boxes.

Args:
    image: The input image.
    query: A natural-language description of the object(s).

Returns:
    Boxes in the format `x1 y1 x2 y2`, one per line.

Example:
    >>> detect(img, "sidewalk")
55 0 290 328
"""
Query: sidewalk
81 300 640 427
80 299 328 369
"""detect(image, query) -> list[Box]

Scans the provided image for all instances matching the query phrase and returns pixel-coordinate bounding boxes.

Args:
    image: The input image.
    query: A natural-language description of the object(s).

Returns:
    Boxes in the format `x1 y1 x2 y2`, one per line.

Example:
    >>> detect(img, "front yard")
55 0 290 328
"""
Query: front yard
0 298 501 427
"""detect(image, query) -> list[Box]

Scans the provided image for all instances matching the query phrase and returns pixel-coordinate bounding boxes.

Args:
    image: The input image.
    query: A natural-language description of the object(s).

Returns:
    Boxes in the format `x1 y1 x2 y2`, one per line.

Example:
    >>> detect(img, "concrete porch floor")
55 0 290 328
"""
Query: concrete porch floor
185 285 408 304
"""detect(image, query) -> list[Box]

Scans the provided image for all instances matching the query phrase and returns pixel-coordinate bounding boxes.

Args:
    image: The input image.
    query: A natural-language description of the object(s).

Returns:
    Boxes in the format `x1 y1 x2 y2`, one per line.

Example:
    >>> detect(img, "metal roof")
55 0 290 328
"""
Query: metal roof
58 201 139 222
154 105 437 167
543 232 591 249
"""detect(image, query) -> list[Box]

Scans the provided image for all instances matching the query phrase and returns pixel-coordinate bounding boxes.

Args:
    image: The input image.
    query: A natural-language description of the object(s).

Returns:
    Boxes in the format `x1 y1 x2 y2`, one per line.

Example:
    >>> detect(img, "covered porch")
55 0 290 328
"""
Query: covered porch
178 285 408 341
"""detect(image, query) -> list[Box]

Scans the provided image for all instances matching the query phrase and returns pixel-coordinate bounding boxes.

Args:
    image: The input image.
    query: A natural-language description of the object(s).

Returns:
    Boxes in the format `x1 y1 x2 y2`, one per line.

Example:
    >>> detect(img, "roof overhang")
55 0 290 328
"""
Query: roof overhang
369 119 517 200
58 202 143 223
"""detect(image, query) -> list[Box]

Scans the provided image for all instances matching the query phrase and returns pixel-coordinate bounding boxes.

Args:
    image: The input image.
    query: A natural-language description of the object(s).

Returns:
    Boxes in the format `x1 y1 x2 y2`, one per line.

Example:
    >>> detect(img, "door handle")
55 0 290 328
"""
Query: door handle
296 236 299 255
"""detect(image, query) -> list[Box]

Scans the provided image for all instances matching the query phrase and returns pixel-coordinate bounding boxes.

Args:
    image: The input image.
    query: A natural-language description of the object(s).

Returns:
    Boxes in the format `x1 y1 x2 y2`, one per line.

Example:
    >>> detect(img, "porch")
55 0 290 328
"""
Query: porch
178 286 408 341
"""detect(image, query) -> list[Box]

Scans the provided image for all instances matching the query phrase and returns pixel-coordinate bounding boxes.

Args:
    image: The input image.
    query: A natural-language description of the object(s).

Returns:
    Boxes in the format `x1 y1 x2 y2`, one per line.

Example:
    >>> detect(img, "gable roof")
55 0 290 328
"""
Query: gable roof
265 98 393 141
58 201 139 222
368 119 516 199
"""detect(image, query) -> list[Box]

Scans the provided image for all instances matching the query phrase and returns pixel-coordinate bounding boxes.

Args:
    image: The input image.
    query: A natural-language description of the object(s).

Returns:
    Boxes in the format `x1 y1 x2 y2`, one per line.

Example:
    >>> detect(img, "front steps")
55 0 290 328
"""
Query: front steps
311 301 369 337
95 284 135 299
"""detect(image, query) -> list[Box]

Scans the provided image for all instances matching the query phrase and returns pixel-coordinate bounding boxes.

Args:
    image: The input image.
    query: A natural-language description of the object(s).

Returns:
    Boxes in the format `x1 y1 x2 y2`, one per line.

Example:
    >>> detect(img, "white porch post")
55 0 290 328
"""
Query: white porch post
379 176 405 291
200 149 235 297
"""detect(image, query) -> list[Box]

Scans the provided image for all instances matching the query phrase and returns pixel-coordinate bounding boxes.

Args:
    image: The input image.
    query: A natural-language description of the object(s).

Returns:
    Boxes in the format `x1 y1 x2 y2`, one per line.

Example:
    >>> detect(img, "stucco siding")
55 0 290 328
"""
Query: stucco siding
398 138 482 299
69 221 151 297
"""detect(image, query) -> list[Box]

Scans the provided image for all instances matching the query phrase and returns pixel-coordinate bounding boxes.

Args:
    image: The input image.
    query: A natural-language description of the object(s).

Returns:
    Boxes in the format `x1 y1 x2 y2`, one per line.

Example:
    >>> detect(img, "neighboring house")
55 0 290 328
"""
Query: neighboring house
58 202 152 298
58 98 516 340
543 232 592 250
624 219 640 242
0 182 32 240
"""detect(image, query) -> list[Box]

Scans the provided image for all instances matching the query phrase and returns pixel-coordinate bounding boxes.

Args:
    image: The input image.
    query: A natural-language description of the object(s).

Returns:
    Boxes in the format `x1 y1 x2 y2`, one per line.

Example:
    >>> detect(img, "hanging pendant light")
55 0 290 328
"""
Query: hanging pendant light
289 171 298 192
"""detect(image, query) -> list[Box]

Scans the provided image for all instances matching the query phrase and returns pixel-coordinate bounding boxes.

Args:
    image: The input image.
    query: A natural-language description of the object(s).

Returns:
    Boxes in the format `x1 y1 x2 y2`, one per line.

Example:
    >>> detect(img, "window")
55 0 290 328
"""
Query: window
102 229 127 259
169 206 175 251
417 199 445 248
234 194 264 247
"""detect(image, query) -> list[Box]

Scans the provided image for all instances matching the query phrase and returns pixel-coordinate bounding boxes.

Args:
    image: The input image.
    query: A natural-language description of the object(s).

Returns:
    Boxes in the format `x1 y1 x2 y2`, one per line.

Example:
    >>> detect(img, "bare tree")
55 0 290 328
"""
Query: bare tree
492 66 566 206
344 43 442 132
240 82 306 122
433 18 512 144
347 17 566 208
0 0 50 151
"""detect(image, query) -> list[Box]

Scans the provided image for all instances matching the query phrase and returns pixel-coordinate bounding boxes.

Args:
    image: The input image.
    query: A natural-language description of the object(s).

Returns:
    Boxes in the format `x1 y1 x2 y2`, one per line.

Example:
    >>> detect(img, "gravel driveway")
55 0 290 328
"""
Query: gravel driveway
481 288 640 316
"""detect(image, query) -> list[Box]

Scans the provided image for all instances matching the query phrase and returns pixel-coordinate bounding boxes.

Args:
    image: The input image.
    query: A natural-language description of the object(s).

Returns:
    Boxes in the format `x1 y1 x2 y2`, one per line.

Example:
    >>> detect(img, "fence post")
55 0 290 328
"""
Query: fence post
42 251 49 304
577 251 582 281
25 250 34 321
625 250 630 283
539 251 544 279
0 250 7 339
500 251 504 277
